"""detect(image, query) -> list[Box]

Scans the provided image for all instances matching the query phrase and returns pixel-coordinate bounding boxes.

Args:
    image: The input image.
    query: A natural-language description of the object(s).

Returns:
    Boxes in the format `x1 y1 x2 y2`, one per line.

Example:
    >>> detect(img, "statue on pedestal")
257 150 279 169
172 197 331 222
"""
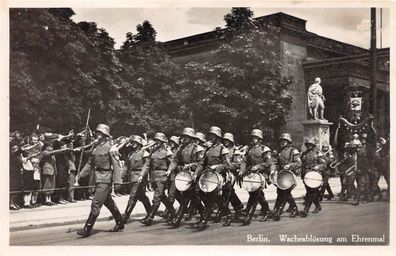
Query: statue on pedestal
308 77 326 120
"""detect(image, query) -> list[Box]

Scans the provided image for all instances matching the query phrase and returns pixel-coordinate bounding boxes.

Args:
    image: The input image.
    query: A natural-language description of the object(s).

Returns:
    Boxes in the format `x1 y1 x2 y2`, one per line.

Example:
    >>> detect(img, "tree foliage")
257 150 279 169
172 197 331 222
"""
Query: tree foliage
182 8 293 144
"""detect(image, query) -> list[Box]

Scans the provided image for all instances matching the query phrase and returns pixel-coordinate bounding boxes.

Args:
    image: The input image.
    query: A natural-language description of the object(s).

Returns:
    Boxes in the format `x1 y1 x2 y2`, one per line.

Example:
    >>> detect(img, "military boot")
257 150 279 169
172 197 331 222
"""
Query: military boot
122 201 136 224
223 214 233 227
212 209 223 223
109 211 125 232
300 202 311 218
312 201 321 213
289 207 299 218
140 204 159 226
142 197 152 215
242 203 257 225
77 213 97 237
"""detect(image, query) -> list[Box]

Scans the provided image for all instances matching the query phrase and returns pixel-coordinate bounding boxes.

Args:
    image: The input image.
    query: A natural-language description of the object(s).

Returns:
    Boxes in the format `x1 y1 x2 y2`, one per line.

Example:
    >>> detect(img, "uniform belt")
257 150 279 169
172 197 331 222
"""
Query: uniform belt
96 168 111 172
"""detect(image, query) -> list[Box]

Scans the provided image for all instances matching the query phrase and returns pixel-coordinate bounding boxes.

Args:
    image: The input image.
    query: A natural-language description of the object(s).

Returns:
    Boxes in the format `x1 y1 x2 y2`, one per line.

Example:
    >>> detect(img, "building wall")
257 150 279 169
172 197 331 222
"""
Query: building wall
279 34 308 147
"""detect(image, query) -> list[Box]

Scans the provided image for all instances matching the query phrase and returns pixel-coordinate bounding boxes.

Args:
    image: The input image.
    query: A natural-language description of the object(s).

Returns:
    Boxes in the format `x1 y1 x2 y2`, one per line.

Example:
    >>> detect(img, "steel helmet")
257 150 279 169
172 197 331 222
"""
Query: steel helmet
208 126 222 138
169 136 180 145
129 135 144 146
223 132 234 143
305 138 316 147
278 133 292 143
95 124 111 137
251 129 263 140
182 127 195 138
195 132 206 143
153 132 167 143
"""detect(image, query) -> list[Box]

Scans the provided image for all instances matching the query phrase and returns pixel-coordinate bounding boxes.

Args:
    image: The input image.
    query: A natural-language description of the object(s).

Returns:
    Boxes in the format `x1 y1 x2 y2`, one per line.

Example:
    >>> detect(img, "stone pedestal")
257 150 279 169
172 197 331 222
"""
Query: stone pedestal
301 120 333 150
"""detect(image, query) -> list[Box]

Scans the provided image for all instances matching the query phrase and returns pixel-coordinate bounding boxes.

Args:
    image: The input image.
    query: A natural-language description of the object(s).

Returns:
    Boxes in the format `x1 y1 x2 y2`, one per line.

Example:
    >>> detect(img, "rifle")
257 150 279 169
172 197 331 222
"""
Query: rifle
76 109 91 178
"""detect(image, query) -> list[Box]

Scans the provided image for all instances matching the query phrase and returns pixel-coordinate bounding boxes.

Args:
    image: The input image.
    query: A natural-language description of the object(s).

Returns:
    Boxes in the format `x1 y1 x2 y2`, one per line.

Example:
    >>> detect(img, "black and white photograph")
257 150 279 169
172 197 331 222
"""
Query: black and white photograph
2 0 394 253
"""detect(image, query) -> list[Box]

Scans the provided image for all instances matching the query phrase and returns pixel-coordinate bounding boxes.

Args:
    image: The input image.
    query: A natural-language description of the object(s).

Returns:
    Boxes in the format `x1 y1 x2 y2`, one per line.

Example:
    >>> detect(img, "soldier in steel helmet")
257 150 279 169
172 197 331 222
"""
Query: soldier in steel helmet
138 132 175 226
300 138 326 217
320 144 335 201
121 135 152 224
238 129 272 225
193 126 232 230
271 133 301 221
166 127 202 228
76 124 125 237
352 134 370 206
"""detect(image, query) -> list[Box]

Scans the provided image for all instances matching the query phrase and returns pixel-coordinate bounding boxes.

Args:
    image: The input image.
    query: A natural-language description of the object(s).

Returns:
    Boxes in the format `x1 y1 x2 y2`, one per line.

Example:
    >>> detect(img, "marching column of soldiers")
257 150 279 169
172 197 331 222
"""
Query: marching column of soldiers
9 123 389 237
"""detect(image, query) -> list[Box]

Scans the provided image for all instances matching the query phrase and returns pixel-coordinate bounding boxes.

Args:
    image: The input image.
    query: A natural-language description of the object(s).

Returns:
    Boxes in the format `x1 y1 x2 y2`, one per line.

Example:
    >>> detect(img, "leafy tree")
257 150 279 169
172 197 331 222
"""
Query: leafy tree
115 20 188 136
182 8 293 144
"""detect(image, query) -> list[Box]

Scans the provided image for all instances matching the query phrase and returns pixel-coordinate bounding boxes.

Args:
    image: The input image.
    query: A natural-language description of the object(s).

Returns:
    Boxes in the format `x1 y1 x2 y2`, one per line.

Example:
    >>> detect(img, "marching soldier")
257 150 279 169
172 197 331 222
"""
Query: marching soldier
300 138 326 217
271 133 301 221
138 132 175 226
76 124 125 237
183 131 207 221
352 135 370 206
194 126 232 230
166 127 201 228
160 135 180 219
320 144 334 201
238 129 272 225
216 132 244 225
121 135 152 224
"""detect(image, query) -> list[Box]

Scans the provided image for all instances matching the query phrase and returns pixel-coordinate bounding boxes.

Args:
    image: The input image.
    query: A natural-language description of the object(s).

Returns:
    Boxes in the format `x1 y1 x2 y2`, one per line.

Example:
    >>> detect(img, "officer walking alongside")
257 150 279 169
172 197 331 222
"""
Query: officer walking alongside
272 133 301 221
300 138 326 217
238 129 272 225
166 127 201 228
121 135 151 224
138 132 175 226
76 124 124 237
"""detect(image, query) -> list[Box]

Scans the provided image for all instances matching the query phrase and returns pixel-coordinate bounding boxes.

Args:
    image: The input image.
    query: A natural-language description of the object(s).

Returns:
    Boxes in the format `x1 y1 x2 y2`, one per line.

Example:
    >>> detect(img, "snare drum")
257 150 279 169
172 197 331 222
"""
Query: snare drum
175 171 193 192
276 170 297 190
199 171 223 193
242 172 266 192
303 171 323 188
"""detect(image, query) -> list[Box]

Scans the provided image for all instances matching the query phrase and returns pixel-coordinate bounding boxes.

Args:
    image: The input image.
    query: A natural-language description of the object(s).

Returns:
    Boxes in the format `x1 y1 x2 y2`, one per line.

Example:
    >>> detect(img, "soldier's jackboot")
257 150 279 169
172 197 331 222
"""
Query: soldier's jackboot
195 209 211 230
141 204 159 226
352 192 360 206
109 211 125 232
142 197 152 214
242 203 257 226
122 201 137 224
159 209 169 219
77 213 97 237
171 207 186 228
242 197 253 215
312 201 321 213
300 205 310 218
289 207 299 218
213 209 223 223
223 214 233 227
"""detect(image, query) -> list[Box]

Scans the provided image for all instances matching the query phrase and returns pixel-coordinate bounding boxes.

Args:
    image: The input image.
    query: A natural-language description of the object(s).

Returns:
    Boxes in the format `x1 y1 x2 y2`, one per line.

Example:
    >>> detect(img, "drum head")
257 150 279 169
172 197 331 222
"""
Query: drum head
175 171 192 192
277 170 296 190
304 171 323 188
199 171 221 193
243 173 265 192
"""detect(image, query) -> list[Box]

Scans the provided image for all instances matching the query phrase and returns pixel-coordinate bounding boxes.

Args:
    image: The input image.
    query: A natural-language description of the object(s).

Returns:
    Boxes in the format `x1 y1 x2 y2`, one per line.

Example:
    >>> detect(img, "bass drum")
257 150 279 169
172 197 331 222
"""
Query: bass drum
242 172 266 192
303 171 323 188
175 171 193 192
276 170 297 190
199 171 223 193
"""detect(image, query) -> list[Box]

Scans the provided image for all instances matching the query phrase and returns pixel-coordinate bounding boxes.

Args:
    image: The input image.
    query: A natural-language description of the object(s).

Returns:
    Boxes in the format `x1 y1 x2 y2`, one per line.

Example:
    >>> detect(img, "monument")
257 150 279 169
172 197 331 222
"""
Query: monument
301 77 333 149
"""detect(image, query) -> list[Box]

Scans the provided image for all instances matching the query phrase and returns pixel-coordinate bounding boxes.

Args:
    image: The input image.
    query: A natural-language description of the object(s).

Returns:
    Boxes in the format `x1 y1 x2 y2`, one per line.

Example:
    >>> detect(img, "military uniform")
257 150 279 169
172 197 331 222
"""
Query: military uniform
167 141 200 227
272 140 301 220
353 145 370 205
240 143 272 224
320 148 334 200
300 145 326 217
367 151 382 201
139 142 175 225
194 141 231 229
77 134 124 237
121 147 151 223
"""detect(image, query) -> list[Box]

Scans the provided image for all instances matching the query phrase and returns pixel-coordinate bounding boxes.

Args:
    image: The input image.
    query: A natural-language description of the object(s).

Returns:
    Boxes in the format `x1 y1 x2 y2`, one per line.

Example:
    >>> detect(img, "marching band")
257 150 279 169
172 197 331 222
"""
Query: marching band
9 123 389 237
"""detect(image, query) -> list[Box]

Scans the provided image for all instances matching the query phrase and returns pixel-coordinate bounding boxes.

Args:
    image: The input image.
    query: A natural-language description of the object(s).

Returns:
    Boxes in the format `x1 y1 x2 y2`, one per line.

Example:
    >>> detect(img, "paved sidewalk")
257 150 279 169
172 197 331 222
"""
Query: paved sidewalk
9 177 387 231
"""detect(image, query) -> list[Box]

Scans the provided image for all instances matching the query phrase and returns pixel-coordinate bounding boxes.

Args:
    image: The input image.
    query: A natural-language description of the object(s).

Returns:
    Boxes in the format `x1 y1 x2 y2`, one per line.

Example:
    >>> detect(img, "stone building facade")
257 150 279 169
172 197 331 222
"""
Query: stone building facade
163 12 389 147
